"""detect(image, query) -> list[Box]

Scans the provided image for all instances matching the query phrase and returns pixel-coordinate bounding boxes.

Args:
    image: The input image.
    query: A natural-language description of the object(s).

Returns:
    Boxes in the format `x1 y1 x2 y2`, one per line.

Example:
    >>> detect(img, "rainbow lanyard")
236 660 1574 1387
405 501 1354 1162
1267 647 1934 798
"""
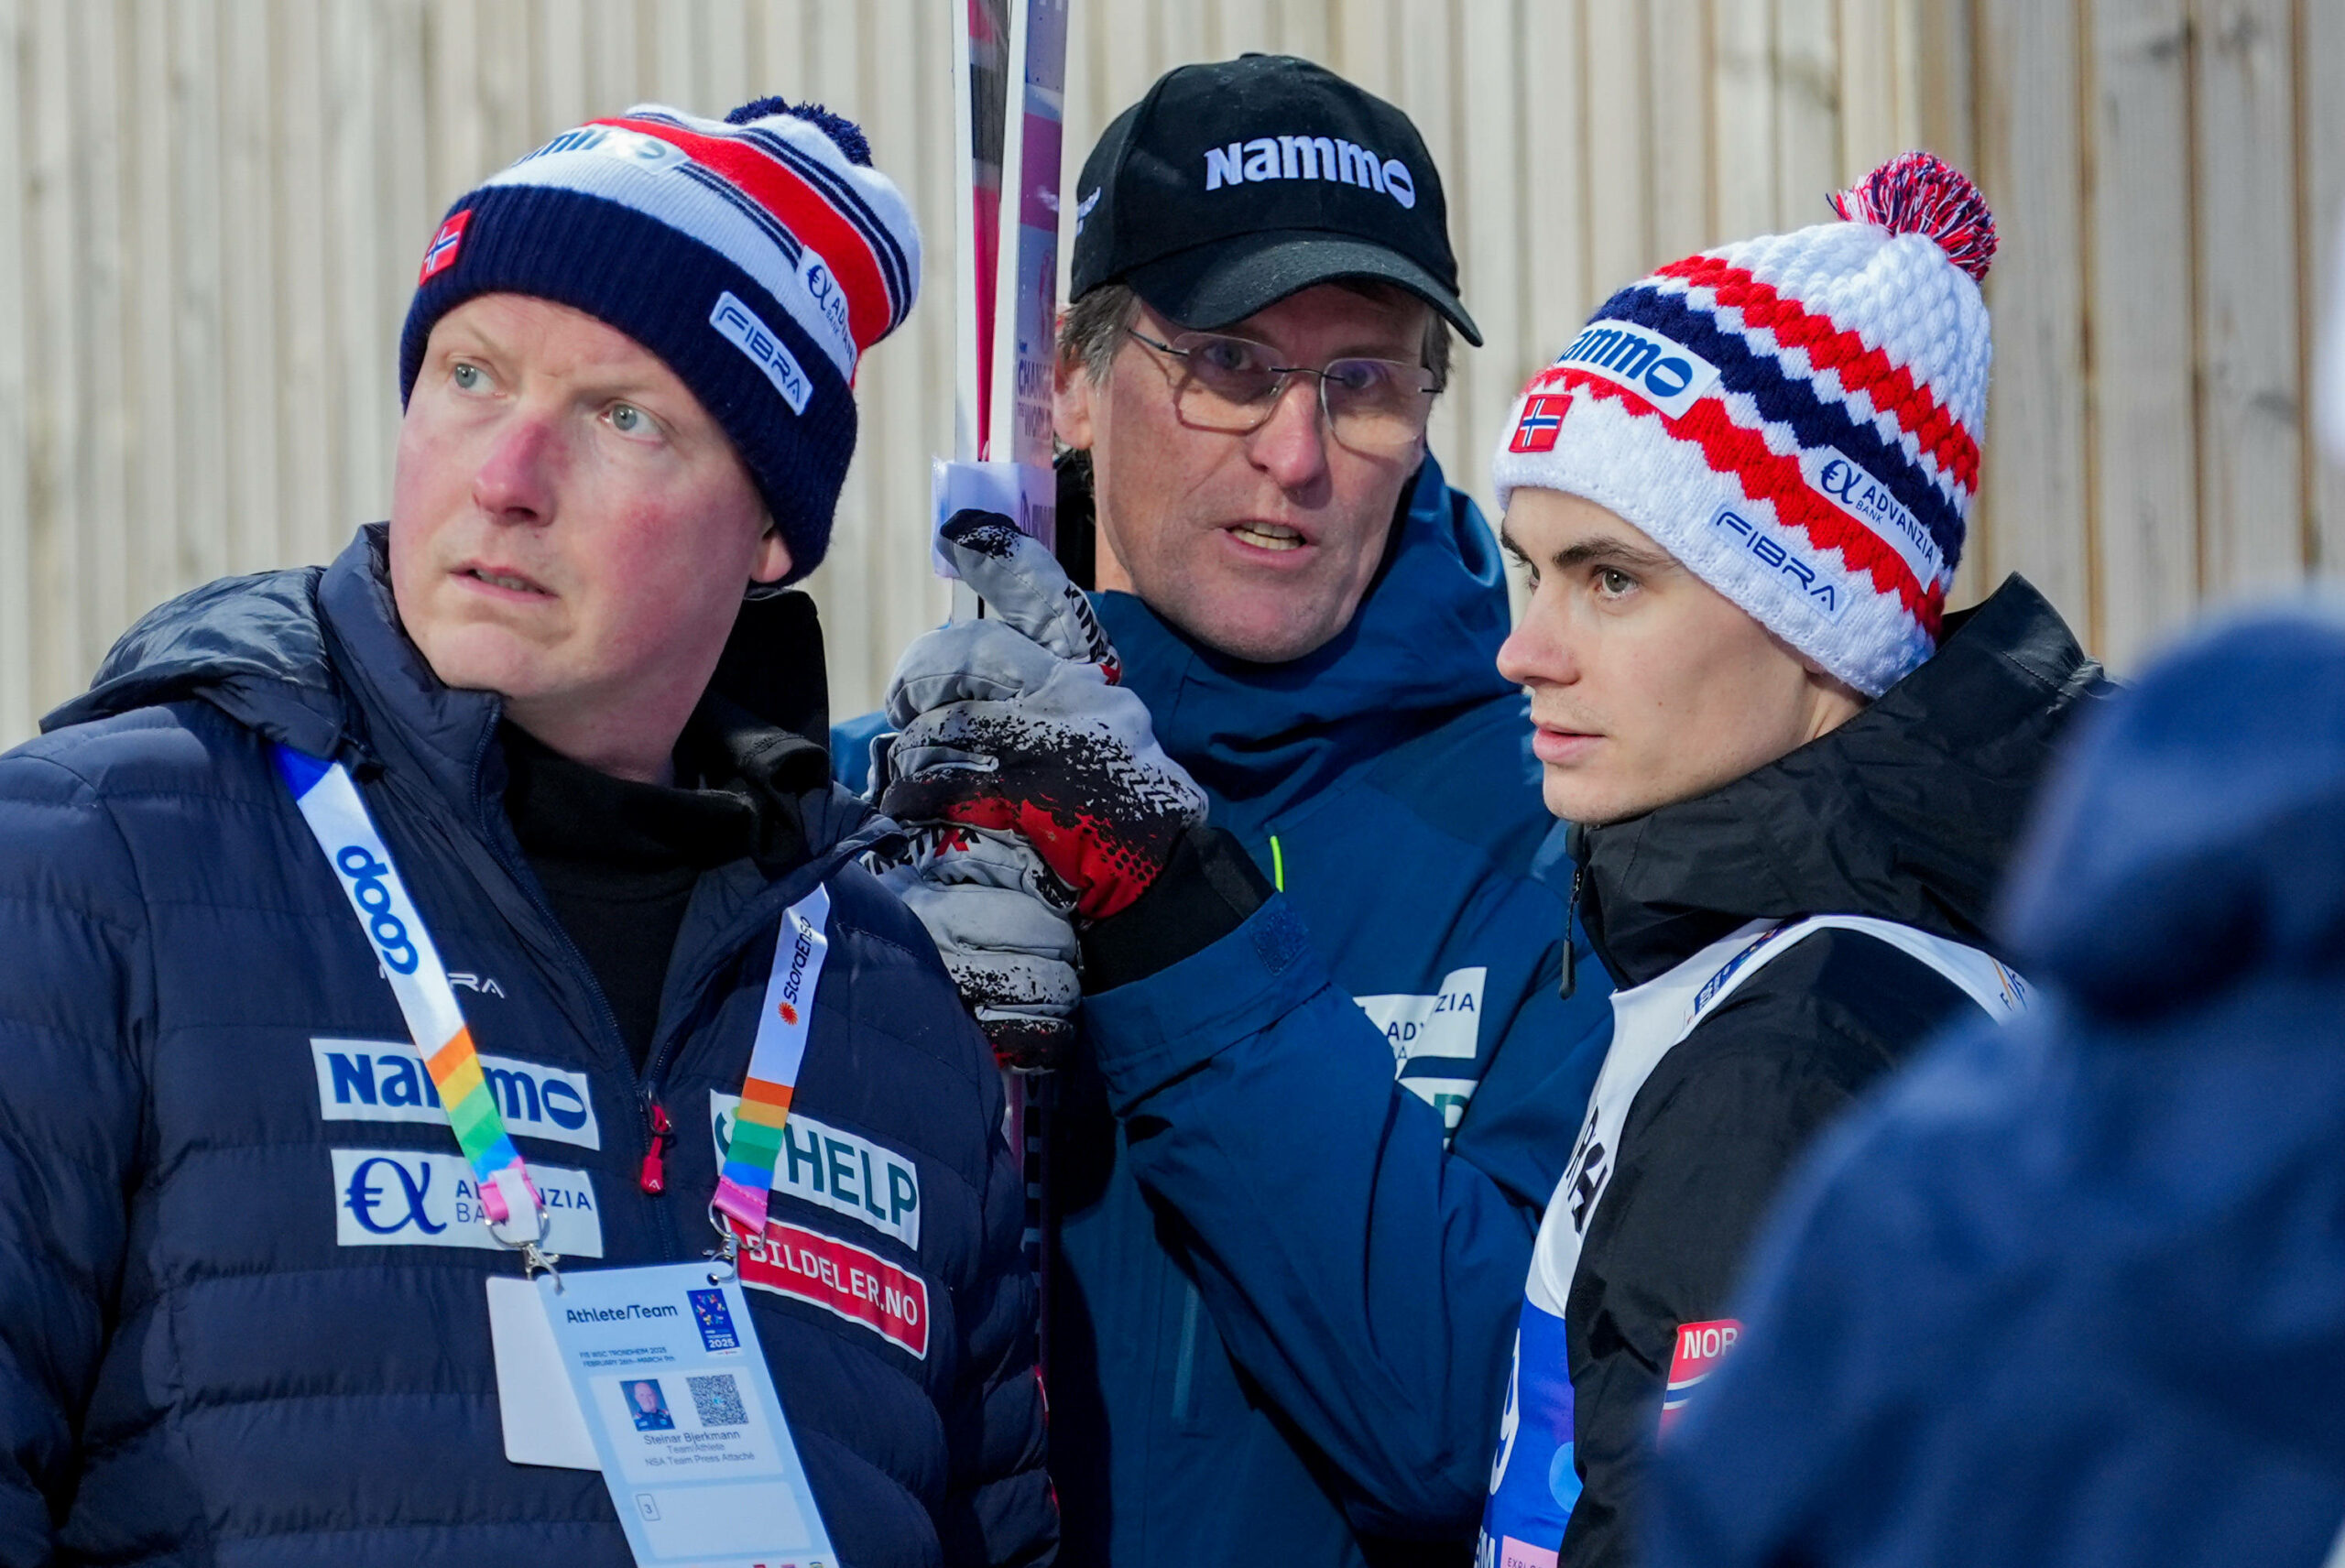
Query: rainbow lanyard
275 744 545 1253
275 744 833 1264
713 884 830 1237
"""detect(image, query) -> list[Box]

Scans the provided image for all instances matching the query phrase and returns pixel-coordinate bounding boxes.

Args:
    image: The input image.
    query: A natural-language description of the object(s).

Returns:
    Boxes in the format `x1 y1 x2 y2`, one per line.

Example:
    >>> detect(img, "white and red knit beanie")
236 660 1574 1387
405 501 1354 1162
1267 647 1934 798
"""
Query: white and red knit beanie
1492 152 1996 697
398 98 921 585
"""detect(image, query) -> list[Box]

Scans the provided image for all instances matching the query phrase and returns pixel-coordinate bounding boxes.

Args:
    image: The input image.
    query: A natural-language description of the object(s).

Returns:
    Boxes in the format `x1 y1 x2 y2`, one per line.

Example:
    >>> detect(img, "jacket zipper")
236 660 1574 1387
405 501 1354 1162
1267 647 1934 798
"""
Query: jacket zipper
463 722 681 1255
1560 822 1587 1001
639 1101 674 1194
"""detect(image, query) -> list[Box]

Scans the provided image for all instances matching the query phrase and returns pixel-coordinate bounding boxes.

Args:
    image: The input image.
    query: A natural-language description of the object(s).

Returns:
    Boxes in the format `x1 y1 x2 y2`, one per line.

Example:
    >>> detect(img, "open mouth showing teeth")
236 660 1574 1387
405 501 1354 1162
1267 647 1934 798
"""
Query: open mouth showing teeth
1229 523 1304 552
465 568 546 594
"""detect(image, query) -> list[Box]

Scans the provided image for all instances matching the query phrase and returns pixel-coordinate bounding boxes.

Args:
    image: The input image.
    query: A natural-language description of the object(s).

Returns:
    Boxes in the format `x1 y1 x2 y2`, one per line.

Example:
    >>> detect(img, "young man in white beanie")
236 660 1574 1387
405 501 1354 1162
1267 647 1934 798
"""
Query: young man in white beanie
1474 154 2103 1568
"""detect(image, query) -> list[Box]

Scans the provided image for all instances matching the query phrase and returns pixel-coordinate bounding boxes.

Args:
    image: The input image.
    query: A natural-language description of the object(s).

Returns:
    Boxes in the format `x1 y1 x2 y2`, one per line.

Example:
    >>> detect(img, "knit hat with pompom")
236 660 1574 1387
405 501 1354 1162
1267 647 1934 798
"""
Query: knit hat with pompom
398 98 921 585
1492 151 1996 697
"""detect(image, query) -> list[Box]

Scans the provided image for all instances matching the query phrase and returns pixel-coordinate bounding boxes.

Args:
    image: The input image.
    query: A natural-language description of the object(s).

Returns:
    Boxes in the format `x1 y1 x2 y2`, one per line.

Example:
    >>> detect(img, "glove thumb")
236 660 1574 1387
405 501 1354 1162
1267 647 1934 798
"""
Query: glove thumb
938 509 1121 675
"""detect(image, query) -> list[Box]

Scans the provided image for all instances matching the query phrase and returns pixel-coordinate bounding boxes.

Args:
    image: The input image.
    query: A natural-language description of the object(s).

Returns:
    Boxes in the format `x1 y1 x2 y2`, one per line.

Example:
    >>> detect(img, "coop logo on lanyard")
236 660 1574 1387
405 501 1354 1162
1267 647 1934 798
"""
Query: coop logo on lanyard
276 741 840 1259
331 844 420 973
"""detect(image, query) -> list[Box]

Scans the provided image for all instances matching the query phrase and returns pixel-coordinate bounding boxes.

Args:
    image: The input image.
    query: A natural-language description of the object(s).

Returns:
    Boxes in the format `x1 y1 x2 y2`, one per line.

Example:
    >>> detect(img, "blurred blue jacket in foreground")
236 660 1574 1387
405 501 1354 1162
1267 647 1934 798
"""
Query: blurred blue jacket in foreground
1649 606 2345 1568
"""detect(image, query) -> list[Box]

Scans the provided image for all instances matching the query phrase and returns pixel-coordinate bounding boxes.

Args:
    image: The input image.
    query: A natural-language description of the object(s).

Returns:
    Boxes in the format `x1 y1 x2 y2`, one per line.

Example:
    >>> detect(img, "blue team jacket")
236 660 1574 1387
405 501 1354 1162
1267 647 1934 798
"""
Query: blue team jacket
2 528 1054 1567
1647 609 2345 1568
841 456 1615 1566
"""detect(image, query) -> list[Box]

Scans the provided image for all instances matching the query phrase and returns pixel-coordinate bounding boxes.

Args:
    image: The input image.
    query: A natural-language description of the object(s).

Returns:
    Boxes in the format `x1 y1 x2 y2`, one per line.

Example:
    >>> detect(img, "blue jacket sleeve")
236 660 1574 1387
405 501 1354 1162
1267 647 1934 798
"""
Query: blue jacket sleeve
938 1043 1058 1566
1081 894 1606 1534
831 712 889 798
0 754 150 1566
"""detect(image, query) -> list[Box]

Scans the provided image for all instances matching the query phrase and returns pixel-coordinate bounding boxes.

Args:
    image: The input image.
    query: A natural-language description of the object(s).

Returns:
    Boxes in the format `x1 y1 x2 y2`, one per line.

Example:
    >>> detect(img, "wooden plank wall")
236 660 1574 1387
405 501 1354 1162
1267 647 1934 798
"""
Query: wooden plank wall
2 0 2340 747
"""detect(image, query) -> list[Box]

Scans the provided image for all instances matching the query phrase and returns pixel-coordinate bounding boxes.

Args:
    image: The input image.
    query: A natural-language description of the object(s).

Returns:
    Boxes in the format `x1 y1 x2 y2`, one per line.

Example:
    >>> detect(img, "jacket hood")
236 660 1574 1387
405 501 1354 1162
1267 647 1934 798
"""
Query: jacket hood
1089 452 1518 830
45 525 872 857
2001 605 2345 1020
1583 574 2105 986
45 562 346 755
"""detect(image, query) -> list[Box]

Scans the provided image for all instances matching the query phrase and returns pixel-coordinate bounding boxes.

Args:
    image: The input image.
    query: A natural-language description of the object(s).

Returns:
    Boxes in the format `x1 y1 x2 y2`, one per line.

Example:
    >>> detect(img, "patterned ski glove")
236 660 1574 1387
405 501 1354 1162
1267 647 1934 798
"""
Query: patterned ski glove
868 823 1081 1071
876 511 1207 922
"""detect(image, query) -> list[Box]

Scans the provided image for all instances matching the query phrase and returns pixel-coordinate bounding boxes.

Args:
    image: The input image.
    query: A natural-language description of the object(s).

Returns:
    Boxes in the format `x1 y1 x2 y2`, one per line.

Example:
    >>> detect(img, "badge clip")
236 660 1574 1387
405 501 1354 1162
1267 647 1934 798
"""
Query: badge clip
704 1203 741 1282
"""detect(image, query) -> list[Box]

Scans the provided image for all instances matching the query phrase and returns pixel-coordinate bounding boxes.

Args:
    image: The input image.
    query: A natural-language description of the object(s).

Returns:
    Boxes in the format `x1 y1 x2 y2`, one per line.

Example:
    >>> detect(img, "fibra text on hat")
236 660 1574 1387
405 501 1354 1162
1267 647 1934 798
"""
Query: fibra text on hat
1204 135 1417 209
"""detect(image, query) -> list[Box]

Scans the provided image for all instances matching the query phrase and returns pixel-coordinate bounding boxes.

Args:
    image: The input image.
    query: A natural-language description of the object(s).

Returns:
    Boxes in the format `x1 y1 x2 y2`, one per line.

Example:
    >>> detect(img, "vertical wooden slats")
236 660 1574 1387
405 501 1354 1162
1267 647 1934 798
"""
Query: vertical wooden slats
1647 0 1713 267
2088 0 2198 666
2305 0 2345 573
72 2 128 657
1713 0 1779 241
1972 0 2092 619
26 0 82 705
1456 0 1526 510
0 0 31 741
2193 0 2304 601
1584 0 1653 299
5 0 2345 747
1772 0 1838 230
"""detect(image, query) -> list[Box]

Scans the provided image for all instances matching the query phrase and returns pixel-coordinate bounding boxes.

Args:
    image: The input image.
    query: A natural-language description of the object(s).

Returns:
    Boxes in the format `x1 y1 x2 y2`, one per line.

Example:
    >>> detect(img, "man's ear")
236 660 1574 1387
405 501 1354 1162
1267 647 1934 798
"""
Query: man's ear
749 514 793 586
1053 346 1097 452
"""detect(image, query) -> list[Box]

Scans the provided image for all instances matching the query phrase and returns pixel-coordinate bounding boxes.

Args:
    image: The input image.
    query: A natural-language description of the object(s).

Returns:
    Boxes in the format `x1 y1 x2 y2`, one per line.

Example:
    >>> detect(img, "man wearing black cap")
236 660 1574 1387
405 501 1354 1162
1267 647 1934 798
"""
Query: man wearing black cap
850 55 1614 1568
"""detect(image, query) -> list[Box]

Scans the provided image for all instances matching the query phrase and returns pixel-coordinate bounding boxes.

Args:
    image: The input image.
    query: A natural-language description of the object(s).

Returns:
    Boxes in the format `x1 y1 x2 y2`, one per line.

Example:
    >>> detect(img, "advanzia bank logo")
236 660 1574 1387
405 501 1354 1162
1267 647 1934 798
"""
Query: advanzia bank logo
332 1149 605 1257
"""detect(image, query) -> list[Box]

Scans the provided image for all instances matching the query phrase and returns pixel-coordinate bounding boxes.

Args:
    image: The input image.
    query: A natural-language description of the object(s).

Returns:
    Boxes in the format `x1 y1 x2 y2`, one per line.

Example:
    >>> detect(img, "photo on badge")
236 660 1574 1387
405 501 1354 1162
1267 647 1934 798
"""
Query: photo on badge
625 1378 675 1432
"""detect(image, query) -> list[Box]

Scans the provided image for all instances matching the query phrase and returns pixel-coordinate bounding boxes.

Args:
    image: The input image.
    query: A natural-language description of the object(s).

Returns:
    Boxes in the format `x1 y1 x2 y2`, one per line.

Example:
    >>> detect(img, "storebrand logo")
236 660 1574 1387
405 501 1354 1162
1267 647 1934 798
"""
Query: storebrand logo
776 908 820 1013
1552 320 1722 419
331 1149 604 1256
312 1039 600 1149
710 290 813 413
1203 134 1418 209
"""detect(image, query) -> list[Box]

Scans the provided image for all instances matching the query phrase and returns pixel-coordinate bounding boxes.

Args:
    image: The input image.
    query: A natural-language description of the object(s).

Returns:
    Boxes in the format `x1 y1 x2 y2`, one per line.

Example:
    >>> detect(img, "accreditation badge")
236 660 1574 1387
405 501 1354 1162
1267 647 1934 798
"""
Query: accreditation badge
524 1261 837 1567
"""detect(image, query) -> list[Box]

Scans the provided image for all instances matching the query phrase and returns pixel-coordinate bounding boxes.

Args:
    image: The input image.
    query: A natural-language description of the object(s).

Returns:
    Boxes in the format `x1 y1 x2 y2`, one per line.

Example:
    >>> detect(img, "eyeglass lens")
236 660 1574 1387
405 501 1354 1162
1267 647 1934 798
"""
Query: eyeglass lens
1164 332 1437 453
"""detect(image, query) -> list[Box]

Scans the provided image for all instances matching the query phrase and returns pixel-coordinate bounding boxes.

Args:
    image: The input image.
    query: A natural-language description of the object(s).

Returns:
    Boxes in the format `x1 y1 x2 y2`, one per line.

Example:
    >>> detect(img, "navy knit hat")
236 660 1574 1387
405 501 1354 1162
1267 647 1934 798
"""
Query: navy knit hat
398 99 921 585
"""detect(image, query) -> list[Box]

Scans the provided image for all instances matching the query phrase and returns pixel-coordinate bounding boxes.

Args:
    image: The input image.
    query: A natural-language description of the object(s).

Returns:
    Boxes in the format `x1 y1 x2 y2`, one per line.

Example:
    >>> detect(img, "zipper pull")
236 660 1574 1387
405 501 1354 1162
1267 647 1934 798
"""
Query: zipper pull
1561 822 1588 1002
639 1101 674 1195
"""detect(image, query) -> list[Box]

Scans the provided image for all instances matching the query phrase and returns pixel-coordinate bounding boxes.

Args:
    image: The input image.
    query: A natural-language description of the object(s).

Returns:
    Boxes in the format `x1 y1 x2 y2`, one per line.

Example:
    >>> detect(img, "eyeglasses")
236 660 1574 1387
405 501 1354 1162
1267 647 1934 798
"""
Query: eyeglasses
1125 327 1442 457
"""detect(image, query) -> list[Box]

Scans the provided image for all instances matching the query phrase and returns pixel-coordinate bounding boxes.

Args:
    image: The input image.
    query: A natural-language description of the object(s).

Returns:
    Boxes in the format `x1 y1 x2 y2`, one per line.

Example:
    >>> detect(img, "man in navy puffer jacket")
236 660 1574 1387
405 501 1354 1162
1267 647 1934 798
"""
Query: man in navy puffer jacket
1645 608 2345 1568
0 98 1053 1567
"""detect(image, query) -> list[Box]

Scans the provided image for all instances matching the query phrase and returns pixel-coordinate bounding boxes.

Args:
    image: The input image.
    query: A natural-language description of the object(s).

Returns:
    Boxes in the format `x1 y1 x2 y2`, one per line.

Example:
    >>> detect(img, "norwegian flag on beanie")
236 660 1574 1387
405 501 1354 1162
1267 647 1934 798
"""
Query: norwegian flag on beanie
398 98 922 586
1493 151 1995 698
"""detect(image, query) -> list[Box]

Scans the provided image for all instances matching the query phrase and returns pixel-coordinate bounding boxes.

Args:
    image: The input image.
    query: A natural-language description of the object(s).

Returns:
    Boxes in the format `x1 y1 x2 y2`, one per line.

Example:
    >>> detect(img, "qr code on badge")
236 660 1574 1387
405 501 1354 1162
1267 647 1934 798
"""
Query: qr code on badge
687 1372 748 1429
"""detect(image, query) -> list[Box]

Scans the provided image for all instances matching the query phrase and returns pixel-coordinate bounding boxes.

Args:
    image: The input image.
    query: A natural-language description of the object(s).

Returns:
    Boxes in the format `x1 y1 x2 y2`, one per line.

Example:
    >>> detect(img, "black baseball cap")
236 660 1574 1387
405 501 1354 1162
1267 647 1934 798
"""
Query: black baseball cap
1069 55 1481 346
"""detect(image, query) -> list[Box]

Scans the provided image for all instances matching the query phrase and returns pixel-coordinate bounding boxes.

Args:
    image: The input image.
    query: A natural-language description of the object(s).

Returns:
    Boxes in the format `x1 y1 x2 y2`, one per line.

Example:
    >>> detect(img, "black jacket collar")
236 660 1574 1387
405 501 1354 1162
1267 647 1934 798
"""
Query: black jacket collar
1579 575 2107 988
51 523 859 867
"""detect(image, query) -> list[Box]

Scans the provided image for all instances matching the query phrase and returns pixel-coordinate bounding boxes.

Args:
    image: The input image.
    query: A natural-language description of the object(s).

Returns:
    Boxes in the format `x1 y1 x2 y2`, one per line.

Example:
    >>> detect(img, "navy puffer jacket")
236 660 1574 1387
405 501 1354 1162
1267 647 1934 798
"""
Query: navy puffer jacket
0 527 1054 1567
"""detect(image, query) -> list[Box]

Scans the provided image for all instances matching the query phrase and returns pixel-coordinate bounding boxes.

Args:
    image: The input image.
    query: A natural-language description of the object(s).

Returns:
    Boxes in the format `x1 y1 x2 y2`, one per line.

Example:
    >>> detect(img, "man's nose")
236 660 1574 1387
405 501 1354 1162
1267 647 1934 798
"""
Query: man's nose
471 409 560 524
1497 597 1574 689
1245 374 1334 493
